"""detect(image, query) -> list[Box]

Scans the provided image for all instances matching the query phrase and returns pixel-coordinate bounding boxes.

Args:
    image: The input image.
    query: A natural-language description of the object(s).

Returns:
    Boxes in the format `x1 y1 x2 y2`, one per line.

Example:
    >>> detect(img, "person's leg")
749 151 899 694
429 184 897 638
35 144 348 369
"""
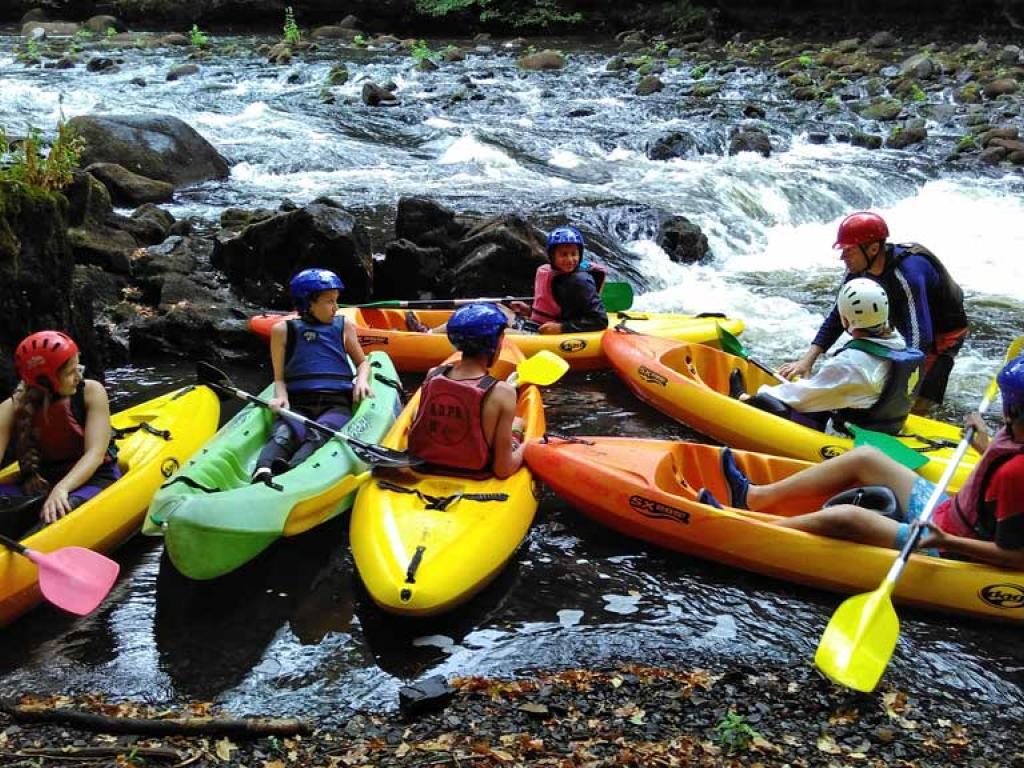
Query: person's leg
288 406 352 468
255 417 301 474
747 446 920 512
913 327 967 413
775 502 903 547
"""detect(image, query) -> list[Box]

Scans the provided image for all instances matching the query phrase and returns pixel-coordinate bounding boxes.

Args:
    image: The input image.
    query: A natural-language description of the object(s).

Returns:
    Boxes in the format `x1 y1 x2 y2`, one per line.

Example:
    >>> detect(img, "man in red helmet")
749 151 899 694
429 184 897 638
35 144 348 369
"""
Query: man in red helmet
780 211 967 413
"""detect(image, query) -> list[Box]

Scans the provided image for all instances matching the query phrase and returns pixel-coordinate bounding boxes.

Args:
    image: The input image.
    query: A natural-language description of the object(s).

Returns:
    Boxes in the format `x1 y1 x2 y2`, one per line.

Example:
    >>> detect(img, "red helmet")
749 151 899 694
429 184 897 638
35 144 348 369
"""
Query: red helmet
833 211 889 250
14 331 79 390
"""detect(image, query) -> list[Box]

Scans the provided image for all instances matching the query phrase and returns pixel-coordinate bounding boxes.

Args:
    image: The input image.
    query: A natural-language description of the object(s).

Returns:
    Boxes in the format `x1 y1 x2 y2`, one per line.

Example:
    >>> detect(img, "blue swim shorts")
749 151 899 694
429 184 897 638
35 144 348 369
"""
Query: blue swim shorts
892 476 950 557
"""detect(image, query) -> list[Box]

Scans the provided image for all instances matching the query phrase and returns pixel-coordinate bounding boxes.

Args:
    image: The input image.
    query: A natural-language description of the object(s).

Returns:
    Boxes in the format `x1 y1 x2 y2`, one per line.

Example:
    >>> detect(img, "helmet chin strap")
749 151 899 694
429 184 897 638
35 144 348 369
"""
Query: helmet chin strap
863 241 884 273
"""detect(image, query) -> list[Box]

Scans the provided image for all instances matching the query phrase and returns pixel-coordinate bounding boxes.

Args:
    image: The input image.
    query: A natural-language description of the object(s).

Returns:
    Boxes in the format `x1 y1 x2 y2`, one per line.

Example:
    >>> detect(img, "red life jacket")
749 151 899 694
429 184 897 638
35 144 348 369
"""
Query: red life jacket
945 428 1024 540
407 366 498 474
530 263 608 323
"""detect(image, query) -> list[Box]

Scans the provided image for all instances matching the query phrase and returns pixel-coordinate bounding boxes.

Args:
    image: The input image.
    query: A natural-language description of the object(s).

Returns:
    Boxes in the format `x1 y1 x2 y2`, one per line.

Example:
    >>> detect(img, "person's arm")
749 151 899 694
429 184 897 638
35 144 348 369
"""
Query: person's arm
268 321 289 411
490 382 525 479
0 397 13 465
41 380 111 524
550 272 608 334
923 528 1024 570
778 305 842 379
344 320 372 402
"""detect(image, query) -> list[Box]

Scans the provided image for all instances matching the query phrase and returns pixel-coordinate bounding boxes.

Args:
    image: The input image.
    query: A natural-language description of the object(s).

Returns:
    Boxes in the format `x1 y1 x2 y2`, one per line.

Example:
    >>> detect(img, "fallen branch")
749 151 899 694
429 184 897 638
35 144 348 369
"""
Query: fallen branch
0 746 184 761
0 702 311 737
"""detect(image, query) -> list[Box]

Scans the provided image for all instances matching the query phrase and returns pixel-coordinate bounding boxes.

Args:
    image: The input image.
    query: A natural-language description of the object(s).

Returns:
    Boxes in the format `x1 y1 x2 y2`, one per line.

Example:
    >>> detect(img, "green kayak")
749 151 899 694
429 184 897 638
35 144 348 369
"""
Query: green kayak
146 352 404 579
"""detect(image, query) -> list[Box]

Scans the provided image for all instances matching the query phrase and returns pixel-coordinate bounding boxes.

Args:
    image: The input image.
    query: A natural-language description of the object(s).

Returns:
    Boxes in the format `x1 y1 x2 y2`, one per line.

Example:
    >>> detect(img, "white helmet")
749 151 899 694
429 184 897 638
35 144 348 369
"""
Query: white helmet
838 278 889 331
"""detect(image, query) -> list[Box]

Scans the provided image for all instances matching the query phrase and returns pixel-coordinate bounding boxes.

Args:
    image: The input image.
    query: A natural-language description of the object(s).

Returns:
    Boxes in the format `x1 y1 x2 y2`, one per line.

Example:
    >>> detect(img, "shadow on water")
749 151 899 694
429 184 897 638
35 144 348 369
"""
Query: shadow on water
153 515 347 701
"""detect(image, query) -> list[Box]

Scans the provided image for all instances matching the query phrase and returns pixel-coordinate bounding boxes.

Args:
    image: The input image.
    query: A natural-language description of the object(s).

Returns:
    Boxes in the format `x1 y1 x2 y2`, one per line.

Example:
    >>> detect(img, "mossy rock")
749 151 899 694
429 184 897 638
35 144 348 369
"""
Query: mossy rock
692 82 722 97
858 98 903 121
956 82 982 103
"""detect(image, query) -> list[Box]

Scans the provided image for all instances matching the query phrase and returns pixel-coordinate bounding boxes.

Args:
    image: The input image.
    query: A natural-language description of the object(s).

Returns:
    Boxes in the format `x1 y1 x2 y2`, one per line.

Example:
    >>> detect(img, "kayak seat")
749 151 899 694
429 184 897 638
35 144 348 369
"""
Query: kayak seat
653 447 700 501
662 346 707 388
823 485 904 522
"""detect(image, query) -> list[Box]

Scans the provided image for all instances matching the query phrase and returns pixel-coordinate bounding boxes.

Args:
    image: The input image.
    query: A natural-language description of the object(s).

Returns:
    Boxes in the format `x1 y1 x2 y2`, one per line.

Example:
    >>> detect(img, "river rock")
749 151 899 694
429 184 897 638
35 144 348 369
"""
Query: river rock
866 31 898 49
166 63 199 81
900 53 937 80
21 21 79 37
69 114 229 188
395 196 470 252
517 50 565 70
983 78 1019 97
857 98 903 120
449 214 545 297
160 33 189 46
886 125 927 149
312 25 360 39
85 15 125 35
647 130 702 160
118 203 176 245
362 82 398 106
211 197 373 305
658 215 710 264
374 239 446 299
979 127 1019 145
85 162 174 206
851 131 883 149
728 127 772 157
979 145 1008 163
635 75 664 96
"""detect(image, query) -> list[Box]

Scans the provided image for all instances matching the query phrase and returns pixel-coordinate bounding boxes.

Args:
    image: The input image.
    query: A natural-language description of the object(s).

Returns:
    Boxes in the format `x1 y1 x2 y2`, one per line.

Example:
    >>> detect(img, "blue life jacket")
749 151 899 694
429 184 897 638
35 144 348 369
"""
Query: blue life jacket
284 315 354 394
834 338 924 435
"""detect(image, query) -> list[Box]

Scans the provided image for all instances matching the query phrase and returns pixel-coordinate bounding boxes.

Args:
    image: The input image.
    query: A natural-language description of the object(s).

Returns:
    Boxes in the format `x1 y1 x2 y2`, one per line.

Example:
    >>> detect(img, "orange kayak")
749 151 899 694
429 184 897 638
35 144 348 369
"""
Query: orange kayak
525 436 1024 623
249 307 745 372
602 329 977 492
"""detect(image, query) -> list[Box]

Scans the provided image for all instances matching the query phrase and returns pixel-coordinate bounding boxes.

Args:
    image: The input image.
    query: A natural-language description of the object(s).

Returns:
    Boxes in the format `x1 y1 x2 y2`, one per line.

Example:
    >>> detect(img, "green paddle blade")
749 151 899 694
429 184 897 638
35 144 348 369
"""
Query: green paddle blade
601 282 633 313
847 424 929 471
815 580 899 692
516 350 570 386
716 324 748 358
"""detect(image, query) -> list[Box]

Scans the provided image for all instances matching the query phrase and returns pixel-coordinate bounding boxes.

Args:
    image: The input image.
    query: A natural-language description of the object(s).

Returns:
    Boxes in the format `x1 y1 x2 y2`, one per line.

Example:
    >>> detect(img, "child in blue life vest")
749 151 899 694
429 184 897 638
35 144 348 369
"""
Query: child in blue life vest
252 269 372 483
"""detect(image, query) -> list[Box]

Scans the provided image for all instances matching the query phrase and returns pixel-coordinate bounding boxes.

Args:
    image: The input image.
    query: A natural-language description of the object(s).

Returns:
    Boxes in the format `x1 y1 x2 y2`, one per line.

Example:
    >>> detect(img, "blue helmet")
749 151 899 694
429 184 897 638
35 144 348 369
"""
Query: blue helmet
998 355 1024 418
290 268 343 313
546 226 584 265
447 303 507 357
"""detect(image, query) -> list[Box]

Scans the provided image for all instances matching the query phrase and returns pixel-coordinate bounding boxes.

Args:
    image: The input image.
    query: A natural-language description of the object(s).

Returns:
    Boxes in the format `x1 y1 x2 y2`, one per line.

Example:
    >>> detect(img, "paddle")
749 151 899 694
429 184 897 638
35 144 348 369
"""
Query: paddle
348 281 635 314
196 362 423 469
0 532 120 616
717 324 930 471
507 350 570 387
815 335 1024 692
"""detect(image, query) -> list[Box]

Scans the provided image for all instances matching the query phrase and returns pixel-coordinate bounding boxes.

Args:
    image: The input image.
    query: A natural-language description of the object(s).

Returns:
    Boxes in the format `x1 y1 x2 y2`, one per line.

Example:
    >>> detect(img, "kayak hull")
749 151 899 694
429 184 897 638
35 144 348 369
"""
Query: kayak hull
351 342 543 616
152 352 402 580
0 385 220 625
249 307 746 372
602 329 978 491
526 436 1024 623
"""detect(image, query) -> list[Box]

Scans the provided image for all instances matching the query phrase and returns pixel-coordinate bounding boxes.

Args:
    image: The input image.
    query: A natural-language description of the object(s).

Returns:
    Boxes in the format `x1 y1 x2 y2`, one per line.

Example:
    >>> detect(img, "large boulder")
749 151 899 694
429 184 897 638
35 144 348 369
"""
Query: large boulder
448 214 545 297
658 215 710 264
374 239 446 300
0 184 100 396
68 114 229 188
211 198 372 307
395 196 471 253
85 162 175 206
62 170 139 274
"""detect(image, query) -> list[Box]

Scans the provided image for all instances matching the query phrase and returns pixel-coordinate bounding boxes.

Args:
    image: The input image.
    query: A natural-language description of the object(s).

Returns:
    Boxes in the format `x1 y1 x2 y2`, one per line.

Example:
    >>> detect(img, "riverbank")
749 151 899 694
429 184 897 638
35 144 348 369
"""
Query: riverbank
0 660 1012 766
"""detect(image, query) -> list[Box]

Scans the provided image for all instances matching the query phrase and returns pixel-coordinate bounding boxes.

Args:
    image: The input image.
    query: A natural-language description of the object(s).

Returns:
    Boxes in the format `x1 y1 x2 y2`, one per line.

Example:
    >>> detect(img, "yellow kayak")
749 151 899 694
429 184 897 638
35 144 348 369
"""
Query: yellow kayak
526 436 1024 623
350 342 544 616
250 307 746 372
603 329 978 492
0 384 220 625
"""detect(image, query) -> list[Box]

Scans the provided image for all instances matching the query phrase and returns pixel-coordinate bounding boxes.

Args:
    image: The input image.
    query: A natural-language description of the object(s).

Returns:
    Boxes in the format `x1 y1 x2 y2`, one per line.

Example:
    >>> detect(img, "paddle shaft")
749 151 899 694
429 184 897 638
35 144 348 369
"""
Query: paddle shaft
352 296 531 310
0 533 28 555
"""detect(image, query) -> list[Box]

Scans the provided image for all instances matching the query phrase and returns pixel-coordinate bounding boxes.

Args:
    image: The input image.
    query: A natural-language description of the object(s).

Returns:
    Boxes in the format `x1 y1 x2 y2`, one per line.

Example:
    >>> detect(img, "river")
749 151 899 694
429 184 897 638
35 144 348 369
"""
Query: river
1 30 1022 720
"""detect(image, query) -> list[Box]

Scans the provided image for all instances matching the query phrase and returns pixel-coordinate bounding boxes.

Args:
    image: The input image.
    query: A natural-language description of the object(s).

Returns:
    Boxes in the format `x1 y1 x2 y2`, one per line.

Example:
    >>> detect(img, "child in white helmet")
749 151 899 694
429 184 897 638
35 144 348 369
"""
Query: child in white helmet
733 278 924 436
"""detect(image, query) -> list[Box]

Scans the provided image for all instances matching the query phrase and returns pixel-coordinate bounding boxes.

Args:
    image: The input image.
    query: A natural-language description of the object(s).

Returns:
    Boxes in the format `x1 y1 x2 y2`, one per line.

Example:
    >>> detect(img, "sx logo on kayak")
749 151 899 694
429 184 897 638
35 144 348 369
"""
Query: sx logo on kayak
979 583 1024 609
637 366 667 387
629 495 690 524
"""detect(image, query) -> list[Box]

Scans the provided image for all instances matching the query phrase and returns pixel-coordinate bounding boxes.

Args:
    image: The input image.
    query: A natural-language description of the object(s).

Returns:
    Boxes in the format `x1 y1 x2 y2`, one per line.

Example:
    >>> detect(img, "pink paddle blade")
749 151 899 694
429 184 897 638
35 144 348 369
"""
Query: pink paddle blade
27 546 120 616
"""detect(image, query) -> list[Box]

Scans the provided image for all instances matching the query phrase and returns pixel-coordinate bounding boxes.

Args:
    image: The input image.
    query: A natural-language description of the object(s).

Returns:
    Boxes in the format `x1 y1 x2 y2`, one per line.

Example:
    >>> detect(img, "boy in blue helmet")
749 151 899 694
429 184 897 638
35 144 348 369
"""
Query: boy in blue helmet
252 268 373 483
406 225 608 336
699 354 1024 569
408 303 525 479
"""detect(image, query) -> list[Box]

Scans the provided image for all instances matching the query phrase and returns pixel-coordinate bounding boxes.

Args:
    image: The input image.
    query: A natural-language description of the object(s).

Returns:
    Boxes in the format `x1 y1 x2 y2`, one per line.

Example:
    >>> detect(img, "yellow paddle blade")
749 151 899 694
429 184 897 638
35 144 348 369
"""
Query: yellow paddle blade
815 582 899 692
516 350 570 386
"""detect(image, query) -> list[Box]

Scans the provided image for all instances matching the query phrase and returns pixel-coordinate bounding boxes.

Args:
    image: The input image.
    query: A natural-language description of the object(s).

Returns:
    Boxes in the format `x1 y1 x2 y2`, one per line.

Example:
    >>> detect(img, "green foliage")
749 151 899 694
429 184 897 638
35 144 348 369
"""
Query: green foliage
283 6 301 45
353 34 367 47
691 64 707 79
797 54 814 68
105 26 117 38
0 120 84 192
414 0 581 28
714 711 760 753
19 37 41 63
670 0 706 32
909 83 927 102
189 24 208 47
411 40 437 63
653 40 669 56
957 134 978 150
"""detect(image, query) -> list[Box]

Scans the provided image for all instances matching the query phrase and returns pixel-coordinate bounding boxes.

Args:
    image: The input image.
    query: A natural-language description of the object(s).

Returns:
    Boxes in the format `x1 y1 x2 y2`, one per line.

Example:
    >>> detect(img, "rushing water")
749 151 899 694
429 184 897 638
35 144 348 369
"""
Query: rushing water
1 31 1023 719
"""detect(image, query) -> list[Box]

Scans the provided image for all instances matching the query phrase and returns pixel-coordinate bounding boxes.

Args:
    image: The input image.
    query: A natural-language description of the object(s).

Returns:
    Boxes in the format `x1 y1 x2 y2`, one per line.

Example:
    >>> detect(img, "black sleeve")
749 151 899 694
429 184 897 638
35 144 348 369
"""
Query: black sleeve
554 272 609 333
